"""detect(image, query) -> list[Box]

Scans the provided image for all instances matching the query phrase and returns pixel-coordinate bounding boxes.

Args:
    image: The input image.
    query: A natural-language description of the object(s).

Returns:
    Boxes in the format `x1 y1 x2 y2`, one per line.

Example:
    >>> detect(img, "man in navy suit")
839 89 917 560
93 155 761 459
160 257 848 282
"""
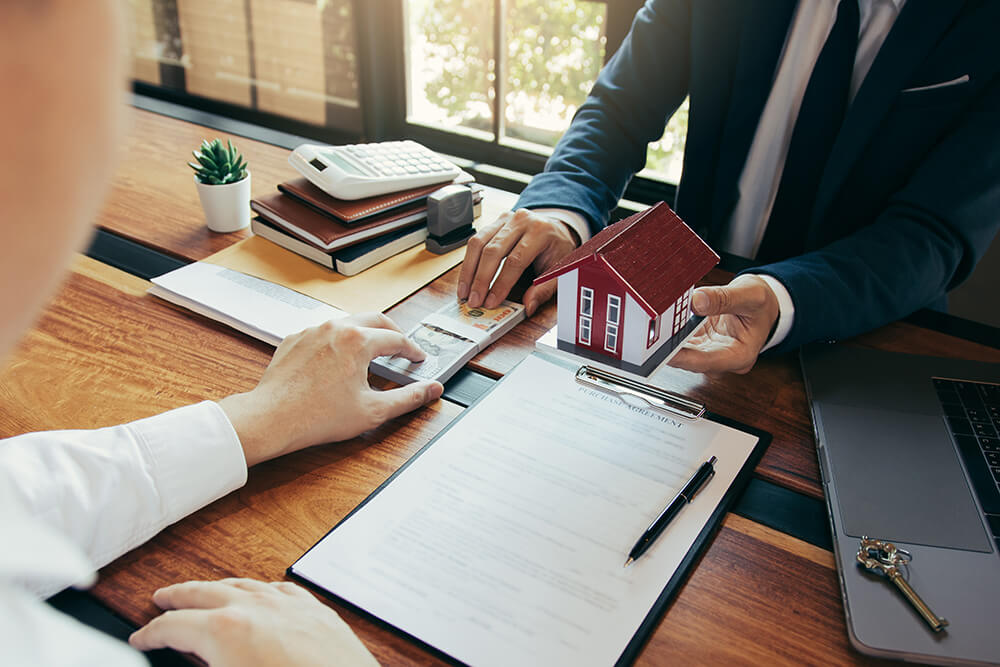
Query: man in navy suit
458 0 1000 374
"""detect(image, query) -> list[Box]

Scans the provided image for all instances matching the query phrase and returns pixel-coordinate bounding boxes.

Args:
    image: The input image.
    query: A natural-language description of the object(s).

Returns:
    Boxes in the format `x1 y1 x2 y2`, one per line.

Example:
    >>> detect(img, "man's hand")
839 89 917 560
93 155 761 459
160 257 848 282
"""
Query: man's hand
668 275 780 375
219 313 443 466
129 578 378 666
458 209 579 316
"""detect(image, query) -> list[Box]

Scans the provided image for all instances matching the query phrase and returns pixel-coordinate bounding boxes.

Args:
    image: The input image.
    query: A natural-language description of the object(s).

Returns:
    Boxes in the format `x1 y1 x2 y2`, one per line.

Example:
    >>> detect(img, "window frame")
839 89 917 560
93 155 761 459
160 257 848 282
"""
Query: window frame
647 315 660 348
580 286 594 318
578 315 592 345
604 322 619 353
672 290 690 335
132 0 678 204
606 294 621 326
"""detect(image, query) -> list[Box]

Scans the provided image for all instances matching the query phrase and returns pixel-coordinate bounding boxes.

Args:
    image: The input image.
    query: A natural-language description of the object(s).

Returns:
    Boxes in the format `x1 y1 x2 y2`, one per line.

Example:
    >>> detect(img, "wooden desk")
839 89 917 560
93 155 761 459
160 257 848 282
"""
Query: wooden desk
3 105 993 664
99 108 1000 500
0 258 884 664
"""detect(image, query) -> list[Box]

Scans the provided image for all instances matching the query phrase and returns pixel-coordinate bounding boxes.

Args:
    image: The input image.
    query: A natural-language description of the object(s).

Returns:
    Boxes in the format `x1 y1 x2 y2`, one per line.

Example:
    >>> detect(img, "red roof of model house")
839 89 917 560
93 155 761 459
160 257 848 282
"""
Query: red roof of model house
533 202 720 317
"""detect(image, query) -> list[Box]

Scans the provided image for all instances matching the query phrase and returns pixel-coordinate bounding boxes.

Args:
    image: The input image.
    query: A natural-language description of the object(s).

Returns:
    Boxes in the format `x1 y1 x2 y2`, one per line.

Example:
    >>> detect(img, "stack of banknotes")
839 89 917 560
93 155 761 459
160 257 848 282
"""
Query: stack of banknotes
370 299 526 384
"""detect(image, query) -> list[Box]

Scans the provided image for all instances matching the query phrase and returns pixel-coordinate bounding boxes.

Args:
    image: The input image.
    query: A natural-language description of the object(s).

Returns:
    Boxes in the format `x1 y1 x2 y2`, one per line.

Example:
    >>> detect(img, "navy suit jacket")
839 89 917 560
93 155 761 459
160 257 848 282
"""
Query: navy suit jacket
515 0 1000 352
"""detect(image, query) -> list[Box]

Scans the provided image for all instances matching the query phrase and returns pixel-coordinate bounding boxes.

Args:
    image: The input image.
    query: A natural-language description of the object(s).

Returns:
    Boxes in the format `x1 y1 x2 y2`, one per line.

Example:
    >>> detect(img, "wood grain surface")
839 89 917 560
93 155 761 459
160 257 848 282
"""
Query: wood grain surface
97 108 1000 503
100 109 296 260
0 258 897 665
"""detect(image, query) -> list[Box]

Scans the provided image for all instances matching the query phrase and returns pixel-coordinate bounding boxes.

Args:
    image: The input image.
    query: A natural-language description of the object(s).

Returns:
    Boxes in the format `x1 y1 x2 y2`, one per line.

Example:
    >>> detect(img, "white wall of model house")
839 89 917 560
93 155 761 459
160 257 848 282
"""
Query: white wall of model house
556 271 579 343
622 294 658 365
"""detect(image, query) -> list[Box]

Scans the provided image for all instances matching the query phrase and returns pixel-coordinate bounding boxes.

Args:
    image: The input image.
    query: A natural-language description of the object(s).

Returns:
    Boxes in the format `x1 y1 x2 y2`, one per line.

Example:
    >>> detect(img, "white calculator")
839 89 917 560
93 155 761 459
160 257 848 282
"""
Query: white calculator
288 140 461 200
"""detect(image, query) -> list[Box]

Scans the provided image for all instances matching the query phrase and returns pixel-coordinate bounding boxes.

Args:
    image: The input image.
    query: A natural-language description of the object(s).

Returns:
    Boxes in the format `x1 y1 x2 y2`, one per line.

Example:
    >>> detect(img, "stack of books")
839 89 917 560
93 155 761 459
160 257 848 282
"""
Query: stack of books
250 175 480 276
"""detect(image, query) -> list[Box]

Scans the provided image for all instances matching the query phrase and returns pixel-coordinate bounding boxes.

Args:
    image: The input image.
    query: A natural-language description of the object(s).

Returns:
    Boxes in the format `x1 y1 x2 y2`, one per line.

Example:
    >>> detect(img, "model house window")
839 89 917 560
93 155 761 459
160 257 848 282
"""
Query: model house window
578 315 591 345
605 323 618 353
580 287 594 317
672 291 691 335
647 316 660 348
606 294 621 326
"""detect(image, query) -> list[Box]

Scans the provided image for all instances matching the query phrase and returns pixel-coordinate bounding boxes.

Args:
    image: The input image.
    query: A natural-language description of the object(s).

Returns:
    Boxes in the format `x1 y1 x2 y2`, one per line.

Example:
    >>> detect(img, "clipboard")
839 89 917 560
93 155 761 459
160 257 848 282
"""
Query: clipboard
289 352 771 666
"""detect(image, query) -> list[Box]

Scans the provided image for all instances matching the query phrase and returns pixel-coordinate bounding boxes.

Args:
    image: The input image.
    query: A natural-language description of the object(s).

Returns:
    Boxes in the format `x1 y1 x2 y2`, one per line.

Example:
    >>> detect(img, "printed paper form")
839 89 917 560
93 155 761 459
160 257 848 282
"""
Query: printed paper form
292 354 758 667
149 262 346 346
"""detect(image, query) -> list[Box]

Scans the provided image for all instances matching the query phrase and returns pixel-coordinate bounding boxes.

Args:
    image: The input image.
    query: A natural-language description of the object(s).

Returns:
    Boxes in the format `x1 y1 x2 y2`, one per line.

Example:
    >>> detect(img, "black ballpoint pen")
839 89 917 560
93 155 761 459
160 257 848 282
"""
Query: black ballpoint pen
624 456 717 567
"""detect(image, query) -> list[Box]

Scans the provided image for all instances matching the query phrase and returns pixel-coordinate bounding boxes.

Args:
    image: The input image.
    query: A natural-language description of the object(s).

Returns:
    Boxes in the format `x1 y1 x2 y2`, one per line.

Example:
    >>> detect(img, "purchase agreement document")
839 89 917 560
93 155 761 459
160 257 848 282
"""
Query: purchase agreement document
291 353 762 666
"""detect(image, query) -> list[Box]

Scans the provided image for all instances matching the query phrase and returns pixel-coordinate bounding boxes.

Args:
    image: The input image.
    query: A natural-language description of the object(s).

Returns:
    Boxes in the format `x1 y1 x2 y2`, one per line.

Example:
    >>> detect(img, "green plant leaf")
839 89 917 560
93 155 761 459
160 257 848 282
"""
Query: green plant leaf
191 138 247 182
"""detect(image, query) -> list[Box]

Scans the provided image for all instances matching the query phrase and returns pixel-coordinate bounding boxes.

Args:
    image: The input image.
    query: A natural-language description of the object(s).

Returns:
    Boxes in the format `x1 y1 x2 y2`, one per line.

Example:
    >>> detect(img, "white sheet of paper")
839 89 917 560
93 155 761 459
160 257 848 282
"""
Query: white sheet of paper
292 354 759 667
149 262 346 346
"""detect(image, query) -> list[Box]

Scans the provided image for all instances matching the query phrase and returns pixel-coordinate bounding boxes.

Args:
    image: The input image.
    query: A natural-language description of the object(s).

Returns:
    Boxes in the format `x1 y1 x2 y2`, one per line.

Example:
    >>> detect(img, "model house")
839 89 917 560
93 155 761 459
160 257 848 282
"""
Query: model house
533 202 719 373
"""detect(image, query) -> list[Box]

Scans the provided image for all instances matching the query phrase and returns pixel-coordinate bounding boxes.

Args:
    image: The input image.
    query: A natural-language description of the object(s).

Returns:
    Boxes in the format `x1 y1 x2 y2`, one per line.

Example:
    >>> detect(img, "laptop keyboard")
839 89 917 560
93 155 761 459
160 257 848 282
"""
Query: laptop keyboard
934 378 1000 553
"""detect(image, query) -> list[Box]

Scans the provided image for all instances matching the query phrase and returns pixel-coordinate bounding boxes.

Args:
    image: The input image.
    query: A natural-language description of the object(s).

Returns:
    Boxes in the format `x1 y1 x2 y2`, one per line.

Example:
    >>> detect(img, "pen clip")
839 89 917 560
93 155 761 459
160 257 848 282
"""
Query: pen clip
575 366 706 421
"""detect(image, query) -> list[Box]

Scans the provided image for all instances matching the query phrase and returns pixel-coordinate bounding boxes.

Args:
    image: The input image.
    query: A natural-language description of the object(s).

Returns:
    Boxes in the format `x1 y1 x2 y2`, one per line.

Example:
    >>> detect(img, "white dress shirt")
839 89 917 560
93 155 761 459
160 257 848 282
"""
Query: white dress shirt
0 401 247 665
538 0 904 351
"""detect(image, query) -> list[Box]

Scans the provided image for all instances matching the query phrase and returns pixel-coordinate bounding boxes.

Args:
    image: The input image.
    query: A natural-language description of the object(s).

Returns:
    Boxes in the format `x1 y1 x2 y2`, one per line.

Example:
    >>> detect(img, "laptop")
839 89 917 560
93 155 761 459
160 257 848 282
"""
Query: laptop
800 344 1000 665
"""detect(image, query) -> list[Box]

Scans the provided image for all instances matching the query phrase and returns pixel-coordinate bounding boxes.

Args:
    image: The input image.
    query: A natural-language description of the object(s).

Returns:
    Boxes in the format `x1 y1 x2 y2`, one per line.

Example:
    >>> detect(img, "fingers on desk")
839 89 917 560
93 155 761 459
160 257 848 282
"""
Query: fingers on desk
368 381 445 426
129 608 208 654
152 579 262 610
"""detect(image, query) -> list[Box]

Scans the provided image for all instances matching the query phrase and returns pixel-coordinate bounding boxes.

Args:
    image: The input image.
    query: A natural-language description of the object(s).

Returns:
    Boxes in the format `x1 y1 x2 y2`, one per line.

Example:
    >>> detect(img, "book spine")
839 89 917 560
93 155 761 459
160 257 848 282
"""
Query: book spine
250 218 335 270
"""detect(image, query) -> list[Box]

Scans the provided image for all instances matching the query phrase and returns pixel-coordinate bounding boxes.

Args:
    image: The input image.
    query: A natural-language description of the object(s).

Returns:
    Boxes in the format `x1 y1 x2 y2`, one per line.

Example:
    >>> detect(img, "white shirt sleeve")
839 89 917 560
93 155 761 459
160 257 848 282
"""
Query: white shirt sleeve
0 400 247 597
753 273 795 351
0 401 248 666
529 208 592 244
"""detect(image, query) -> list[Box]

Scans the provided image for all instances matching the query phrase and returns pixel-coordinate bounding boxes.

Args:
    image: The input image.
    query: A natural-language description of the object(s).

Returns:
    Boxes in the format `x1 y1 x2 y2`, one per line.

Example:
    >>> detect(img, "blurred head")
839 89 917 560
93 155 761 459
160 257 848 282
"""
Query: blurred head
0 1 127 358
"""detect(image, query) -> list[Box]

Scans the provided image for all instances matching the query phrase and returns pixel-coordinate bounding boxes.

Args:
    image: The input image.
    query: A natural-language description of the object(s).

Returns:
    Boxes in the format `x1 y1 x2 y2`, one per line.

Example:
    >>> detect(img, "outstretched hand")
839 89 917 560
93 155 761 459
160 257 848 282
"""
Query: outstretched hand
129 578 378 667
219 313 444 466
668 275 780 375
458 209 579 316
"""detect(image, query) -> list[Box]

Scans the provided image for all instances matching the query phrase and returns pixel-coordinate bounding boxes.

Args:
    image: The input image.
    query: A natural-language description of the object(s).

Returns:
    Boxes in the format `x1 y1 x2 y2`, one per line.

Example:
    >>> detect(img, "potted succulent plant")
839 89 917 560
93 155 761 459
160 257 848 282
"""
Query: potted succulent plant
189 138 251 232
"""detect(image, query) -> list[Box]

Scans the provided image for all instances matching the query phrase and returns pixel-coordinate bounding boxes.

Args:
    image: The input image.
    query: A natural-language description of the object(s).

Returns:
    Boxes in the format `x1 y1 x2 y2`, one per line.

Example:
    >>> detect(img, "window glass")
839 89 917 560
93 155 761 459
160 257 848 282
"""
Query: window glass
578 316 591 345
128 0 359 127
640 97 689 184
129 1 688 187
405 0 495 139
606 294 621 324
605 323 618 352
580 287 594 317
647 317 659 347
502 1 607 152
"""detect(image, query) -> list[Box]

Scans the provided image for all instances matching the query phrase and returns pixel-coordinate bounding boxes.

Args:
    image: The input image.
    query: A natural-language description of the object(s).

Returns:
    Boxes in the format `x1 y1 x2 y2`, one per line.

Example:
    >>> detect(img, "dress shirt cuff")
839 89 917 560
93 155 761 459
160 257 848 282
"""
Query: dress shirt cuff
129 401 247 525
528 208 592 244
752 273 795 352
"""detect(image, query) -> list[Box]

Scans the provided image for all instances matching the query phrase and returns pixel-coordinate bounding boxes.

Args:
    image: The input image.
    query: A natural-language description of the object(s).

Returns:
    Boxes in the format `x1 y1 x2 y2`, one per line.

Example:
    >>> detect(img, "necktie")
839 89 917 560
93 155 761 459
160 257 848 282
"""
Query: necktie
757 0 860 263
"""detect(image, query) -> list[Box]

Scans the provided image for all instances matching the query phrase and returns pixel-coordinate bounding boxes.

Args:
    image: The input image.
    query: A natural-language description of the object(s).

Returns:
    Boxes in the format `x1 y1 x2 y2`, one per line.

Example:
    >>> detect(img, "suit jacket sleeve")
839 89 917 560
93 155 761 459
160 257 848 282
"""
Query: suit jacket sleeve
514 0 691 232
752 74 1000 353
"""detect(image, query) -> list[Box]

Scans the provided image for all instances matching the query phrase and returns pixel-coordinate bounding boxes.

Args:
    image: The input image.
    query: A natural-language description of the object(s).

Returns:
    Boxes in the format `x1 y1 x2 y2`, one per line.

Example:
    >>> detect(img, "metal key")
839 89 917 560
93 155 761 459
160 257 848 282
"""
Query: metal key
856 536 948 633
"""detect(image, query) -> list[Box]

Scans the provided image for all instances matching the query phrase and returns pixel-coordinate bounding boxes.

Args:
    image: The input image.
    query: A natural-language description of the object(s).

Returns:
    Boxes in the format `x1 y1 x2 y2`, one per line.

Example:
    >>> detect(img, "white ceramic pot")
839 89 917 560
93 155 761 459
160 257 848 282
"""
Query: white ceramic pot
195 172 251 232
